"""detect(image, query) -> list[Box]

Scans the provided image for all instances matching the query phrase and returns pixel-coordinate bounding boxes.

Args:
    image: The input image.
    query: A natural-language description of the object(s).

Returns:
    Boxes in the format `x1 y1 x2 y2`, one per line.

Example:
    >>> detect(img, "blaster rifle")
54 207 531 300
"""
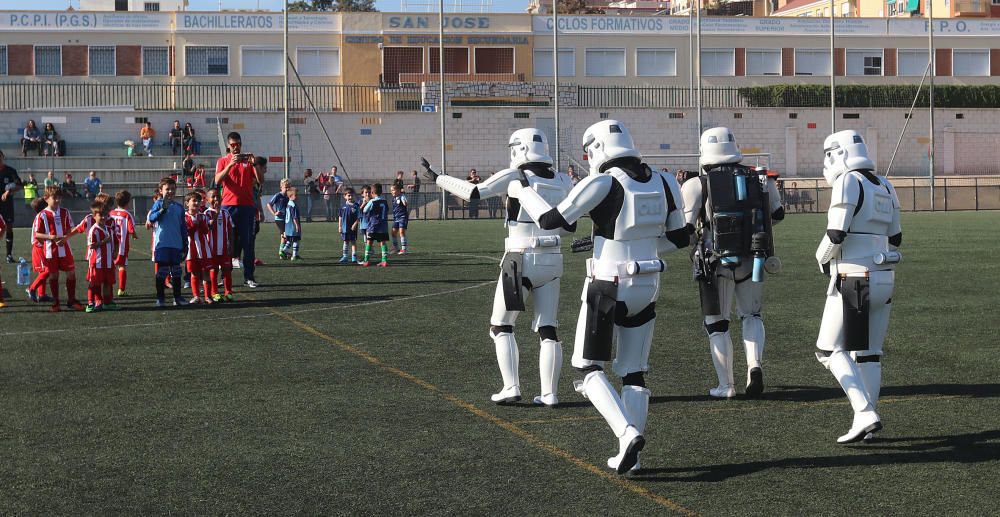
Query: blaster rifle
692 224 721 315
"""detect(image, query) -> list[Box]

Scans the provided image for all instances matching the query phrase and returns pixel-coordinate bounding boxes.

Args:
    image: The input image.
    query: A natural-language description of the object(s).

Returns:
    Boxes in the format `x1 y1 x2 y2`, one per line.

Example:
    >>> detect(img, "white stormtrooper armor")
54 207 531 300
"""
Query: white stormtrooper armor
815 129 902 444
681 127 784 400
423 128 574 407
512 120 690 474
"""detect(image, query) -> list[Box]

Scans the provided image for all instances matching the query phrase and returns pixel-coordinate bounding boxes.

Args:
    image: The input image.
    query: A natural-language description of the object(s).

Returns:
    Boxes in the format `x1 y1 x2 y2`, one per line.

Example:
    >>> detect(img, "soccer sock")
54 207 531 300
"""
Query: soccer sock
30 271 50 296
66 276 77 303
88 285 96 305
292 241 299 258
342 241 348 257
191 274 201 299
49 276 60 304
351 244 357 260
171 274 182 299
5 231 12 256
223 268 233 294
391 235 399 250
105 284 114 305
364 243 371 262
155 276 166 300
380 243 388 262
208 269 218 297
401 236 408 250
118 268 127 290
92 285 102 306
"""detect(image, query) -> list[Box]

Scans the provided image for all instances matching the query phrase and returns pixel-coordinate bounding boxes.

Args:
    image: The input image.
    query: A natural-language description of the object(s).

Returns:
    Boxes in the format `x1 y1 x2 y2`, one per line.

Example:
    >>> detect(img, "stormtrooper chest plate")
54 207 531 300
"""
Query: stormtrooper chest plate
609 168 667 241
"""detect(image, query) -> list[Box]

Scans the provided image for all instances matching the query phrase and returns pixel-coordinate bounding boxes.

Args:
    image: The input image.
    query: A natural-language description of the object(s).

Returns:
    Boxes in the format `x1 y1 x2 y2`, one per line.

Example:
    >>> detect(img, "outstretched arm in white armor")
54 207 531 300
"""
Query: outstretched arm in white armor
658 173 691 254
514 174 612 231
815 174 860 268
419 157 519 202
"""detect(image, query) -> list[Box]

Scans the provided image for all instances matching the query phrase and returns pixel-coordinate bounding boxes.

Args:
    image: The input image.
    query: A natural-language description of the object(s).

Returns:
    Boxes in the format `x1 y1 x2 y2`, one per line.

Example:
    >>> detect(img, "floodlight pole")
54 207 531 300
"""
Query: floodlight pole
696 0 702 137
829 0 835 133
928 2 936 210
438 0 447 219
283 1 290 180
552 0 561 173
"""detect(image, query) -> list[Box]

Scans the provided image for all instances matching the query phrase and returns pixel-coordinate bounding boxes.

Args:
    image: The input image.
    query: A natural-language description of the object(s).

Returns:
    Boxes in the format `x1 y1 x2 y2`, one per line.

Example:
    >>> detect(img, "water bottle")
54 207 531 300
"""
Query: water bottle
734 174 747 201
17 257 31 286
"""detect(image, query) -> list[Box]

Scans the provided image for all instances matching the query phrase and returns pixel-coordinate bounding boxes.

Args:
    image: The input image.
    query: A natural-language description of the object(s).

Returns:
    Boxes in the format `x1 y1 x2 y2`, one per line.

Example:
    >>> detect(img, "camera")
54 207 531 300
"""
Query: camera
235 153 250 162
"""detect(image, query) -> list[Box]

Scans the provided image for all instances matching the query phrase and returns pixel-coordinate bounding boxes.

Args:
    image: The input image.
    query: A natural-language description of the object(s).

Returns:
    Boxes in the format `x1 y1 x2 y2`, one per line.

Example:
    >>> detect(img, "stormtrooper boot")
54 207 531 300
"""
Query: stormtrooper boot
580 371 644 474
856 353 883 441
490 329 521 404
709 331 736 399
611 384 651 472
742 315 765 398
533 339 562 407
829 351 881 444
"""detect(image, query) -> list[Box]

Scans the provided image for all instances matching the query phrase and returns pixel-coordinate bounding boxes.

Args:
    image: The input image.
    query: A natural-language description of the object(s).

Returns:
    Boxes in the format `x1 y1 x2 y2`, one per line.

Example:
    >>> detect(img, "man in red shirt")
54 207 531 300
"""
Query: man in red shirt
215 132 263 288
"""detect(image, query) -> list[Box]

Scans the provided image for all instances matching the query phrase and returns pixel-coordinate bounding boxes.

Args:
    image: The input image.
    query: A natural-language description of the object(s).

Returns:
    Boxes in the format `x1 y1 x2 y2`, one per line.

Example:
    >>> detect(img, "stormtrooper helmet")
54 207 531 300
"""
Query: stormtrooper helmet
581 120 641 175
822 130 874 186
508 128 553 169
699 127 743 170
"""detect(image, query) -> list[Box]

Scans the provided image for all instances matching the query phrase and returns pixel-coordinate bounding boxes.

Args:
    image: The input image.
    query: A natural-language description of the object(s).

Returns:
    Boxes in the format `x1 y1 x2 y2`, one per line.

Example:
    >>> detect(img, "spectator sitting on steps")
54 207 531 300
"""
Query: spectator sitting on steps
21 119 43 157
169 120 184 156
84 171 102 200
43 122 61 157
44 170 59 189
62 173 80 198
140 122 156 157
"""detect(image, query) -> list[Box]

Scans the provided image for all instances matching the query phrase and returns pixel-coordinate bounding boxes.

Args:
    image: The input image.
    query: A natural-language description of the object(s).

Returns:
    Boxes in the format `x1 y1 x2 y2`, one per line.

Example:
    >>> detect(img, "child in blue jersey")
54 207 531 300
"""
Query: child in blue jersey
148 177 188 307
360 183 390 268
356 184 371 262
338 187 359 263
268 179 290 259
390 183 409 255
280 187 302 261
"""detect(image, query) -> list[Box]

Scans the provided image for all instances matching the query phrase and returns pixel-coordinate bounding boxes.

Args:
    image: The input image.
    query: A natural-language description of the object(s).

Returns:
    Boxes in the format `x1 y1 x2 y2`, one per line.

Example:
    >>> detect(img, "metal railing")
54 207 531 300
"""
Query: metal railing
6 82 999 112
777 176 1000 213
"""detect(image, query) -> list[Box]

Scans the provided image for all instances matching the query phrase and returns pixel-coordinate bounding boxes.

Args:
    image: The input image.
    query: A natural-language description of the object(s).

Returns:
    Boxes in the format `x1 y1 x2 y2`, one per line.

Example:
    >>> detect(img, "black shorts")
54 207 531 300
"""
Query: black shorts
275 220 285 233
368 232 389 242
0 203 13 226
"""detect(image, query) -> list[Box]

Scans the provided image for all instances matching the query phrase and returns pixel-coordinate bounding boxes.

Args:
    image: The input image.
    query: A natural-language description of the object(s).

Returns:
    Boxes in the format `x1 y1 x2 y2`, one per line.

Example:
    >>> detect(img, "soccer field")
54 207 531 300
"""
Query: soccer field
2 212 999 515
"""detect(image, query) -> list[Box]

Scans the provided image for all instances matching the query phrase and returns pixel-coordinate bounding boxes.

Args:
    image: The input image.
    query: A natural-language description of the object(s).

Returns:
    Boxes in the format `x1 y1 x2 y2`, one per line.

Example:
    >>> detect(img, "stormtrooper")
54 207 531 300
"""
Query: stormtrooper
421 128 574 406
510 120 689 474
815 129 902 444
681 127 784 400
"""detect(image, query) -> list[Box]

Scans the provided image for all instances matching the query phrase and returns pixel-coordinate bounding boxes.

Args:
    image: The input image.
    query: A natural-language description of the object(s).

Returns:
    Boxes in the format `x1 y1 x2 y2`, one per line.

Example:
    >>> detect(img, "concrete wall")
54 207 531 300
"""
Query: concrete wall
3 107 998 182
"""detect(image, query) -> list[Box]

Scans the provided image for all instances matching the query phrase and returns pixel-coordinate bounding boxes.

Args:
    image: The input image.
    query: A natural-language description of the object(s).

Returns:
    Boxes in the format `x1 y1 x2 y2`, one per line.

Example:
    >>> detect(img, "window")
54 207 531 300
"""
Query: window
0 46 7 76
143 46 169 76
847 49 882 76
474 48 514 74
144 2 160 10
297 47 340 76
841 2 850 15
953 49 990 76
586 49 626 76
896 49 929 76
746 49 781 76
795 49 830 76
382 47 423 84
533 48 575 77
994 0 1000 5
636 48 676 77
114 0 127 10
89 46 116 76
35 46 61 76
186 46 228 76
888 2 897 15
429 47 470 74
701 48 735 76
241 47 283 76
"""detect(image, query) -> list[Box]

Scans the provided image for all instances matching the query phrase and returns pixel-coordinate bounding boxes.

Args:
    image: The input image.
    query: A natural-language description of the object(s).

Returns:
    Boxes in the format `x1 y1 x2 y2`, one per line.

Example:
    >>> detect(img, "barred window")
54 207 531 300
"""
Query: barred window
143 46 169 76
475 47 514 74
89 46 116 76
0 46 7 76
35 46 62 76
144 2 160 11
185 46 228 76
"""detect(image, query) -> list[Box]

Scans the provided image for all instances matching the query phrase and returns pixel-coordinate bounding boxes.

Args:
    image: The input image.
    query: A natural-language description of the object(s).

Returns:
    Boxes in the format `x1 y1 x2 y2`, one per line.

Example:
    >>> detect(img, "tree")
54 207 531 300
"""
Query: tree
288 0 377 12
556 0 605 14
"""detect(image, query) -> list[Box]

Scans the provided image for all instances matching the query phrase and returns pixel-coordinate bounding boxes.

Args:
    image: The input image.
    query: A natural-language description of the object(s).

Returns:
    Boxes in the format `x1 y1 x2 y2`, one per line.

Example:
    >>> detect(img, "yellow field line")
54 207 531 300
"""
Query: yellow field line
512 415 606 425
263 305 699 517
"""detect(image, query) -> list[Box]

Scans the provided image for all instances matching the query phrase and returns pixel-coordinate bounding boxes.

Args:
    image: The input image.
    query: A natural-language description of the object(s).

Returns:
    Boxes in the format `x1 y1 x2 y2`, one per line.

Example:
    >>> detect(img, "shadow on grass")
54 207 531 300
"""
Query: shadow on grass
632 429 1000 482
766 384 1000 402
121 294 398 312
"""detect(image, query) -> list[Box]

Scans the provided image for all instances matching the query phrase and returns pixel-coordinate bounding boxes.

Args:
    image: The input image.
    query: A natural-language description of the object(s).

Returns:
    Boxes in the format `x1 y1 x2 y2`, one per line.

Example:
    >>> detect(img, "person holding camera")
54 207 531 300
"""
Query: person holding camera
215 132 263 288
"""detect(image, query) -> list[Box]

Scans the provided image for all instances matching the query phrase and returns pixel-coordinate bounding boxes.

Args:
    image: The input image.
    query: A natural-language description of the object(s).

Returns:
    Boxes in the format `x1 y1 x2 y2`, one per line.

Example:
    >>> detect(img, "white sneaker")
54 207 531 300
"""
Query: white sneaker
837 410 882 444
607 426 645 474
490 385 521 404
710 384 736 399
245 279 258 288
189 297 202 304
232 258 242 269
532 394 559 407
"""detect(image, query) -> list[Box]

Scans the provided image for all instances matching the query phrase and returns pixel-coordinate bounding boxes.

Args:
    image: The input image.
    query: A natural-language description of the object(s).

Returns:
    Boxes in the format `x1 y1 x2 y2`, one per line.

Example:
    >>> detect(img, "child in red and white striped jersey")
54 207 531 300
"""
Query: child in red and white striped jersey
205 189 234 302
33 186 83 311
109 190 138 297
85 201 118 312
184 191 214 304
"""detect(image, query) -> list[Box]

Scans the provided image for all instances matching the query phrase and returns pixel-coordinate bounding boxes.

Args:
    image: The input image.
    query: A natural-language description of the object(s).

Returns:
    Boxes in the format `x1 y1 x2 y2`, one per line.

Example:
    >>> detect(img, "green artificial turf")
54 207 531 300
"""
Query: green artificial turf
2 212 998 515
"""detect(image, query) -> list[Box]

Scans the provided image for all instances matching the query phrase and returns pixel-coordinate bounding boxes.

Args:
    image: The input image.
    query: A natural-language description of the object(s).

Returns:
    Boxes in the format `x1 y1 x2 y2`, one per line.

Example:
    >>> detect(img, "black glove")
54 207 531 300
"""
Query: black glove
821 262 831 277
570 237 594 253
420 157 440 182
